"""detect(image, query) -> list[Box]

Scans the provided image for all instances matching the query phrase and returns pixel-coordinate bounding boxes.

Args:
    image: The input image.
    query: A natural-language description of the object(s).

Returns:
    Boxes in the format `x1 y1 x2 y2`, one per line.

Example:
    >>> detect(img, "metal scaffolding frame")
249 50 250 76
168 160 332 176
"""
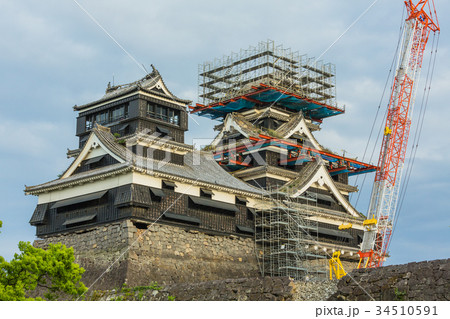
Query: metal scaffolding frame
198 39 337 107
255 187 326 280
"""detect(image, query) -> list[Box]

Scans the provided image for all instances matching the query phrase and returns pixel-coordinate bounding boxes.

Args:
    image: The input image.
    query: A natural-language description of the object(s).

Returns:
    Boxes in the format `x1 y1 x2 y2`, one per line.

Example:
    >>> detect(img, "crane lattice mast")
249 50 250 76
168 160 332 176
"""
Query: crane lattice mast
358 0 439 268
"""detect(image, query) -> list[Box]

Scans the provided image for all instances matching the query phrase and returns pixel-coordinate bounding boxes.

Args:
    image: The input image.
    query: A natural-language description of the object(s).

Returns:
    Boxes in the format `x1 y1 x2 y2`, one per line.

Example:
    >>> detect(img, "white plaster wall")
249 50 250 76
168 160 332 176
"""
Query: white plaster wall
175 182 200 196
131 172 162 188
212 191 236 204
85 146 108 159
38 173 134 204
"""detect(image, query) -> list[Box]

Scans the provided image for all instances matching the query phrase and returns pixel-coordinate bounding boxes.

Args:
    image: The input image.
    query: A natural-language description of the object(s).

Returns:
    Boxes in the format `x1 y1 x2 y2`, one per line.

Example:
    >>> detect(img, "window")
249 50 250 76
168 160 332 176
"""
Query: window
53 191 108 213
84 155 105 169
168 109 180 125
119 124 130 135
156 126 170 137
85 103 129 130
95 111 108 125
247 208 255 221
147 102 180 126
188 195 239 214
86 119 94 130
63 214 97 228
236 196 248 205
317 199 332 206
162 180 176 190
200 189 214 198
110 105 127 122
163 212 201 225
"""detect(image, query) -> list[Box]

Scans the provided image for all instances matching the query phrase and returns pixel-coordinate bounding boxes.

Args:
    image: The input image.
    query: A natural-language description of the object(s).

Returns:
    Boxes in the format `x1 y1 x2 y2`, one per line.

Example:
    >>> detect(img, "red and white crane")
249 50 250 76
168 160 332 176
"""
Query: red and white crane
358 0 440 268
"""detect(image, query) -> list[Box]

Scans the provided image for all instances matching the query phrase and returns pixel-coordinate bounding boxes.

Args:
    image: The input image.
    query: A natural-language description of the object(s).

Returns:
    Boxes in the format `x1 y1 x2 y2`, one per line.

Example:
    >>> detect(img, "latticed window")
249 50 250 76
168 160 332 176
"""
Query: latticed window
84 104 129 130
147 102 180 126
110 105 127 122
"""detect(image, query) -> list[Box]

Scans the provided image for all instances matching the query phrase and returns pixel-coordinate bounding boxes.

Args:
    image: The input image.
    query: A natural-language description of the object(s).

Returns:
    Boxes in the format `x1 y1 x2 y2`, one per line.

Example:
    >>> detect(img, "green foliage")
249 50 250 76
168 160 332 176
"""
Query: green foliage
113 133 121 138
266 129 282 138
130 282 162 292
120 283 131 293
112 295 124 301
394 287 406 301
167 295 176 301
201 144 215 151
107 282 166 301
88 289 105 301
147 281 162 291
0 241 87 301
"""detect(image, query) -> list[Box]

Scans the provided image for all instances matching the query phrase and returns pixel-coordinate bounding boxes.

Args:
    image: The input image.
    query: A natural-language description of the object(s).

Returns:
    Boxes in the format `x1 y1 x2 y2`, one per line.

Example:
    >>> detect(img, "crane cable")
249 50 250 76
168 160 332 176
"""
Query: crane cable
387 31 440 254
350 6 406 207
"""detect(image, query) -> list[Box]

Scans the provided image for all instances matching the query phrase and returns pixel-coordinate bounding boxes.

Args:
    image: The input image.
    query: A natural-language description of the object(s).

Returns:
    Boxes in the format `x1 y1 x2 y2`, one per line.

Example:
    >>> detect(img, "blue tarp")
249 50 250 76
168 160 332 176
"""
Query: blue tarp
193 88 343 120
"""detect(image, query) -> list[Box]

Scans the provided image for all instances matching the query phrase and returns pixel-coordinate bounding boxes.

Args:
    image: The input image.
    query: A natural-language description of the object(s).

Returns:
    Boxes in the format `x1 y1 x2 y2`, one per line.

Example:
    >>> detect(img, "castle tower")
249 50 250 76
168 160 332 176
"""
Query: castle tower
25 42 378 288
190 40 378 278
26 67 265 288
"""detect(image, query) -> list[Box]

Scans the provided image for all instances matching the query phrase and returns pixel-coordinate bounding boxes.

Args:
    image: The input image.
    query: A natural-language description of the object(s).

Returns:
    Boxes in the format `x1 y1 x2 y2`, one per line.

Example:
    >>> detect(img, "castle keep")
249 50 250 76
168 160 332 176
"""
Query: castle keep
25 41 377 288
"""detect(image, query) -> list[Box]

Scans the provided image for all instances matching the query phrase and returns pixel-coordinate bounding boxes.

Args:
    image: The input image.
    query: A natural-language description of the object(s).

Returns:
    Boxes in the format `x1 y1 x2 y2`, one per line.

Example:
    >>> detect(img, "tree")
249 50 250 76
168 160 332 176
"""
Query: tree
0 221 87 300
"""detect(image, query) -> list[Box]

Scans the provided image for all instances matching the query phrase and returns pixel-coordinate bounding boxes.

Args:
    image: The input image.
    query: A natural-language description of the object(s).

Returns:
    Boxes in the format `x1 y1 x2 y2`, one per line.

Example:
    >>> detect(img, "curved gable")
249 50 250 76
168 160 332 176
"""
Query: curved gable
280 161 360 217
62 127 126 179
276 113 322 150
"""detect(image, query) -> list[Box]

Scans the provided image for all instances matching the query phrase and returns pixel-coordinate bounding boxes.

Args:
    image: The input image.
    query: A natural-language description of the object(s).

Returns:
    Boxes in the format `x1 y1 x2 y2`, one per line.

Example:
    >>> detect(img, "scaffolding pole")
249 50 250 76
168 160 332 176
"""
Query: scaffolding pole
255 187 326 280
198 40 337 108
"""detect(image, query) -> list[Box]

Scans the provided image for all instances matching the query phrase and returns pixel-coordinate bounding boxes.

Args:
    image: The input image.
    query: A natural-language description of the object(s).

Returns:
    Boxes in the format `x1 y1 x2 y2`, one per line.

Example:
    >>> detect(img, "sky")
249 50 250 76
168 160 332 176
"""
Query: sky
0 0 448 265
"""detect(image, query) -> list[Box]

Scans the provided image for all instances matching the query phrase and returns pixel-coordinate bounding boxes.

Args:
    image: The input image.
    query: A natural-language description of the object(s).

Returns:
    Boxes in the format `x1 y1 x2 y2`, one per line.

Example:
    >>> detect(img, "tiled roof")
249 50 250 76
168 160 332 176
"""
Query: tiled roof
244 108 290 122
232 165 299 180
25 163 131 192
74 67 191 111
25 125 264 196
275 112 304 137
277 161 321 193
230 113 261 137
125 132 194 153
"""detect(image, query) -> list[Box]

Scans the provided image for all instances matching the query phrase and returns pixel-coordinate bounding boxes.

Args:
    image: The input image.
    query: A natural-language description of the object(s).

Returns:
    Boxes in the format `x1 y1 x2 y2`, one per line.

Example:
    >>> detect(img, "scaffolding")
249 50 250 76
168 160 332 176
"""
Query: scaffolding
256 187 326 280
198 39 337 107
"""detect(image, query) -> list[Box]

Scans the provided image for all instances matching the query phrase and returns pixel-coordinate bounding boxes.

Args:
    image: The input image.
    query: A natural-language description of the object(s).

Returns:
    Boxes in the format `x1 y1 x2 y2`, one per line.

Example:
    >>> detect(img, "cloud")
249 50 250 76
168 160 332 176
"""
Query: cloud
0 0 448 266
0 2 98 67
0 117 65 157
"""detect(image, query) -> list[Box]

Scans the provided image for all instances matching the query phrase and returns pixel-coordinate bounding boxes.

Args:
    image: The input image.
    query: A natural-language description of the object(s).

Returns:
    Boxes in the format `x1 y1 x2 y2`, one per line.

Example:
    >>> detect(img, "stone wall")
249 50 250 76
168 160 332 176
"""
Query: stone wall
292 280 338 301
34 221 131 289
163 277 294 301
89 277 339 301
126 223 259 286
34 220 259 290
328 258 450 301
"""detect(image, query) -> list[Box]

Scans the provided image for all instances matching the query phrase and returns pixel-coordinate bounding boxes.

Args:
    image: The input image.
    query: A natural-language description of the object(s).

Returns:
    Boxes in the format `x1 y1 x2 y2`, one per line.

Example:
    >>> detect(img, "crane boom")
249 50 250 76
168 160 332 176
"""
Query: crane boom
358 0 439 268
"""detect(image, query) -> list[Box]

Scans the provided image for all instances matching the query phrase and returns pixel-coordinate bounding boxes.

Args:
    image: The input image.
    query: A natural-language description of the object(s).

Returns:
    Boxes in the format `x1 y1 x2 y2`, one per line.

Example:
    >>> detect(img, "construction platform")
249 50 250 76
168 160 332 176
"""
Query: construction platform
190 40 344 122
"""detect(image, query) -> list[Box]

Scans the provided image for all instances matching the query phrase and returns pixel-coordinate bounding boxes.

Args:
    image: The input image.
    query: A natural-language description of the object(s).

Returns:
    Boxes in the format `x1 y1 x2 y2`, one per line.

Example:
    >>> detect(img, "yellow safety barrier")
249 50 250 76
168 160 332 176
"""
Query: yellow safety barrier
363 218 377 226
329 251 347 280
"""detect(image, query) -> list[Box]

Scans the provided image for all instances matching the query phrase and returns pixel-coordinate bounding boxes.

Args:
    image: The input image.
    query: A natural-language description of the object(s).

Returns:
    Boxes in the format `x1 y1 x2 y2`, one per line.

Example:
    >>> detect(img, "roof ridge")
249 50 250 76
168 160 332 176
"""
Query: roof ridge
278 161 321 194
105 66 160 94
275 111 304 137
74 67 190 111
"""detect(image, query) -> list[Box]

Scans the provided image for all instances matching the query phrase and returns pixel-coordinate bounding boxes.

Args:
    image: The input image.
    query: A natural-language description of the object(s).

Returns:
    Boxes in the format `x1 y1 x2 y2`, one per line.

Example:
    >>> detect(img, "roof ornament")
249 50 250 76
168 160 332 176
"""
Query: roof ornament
145 64 160 80
93 123 111 133
151 64 159 75
105 81 116 93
